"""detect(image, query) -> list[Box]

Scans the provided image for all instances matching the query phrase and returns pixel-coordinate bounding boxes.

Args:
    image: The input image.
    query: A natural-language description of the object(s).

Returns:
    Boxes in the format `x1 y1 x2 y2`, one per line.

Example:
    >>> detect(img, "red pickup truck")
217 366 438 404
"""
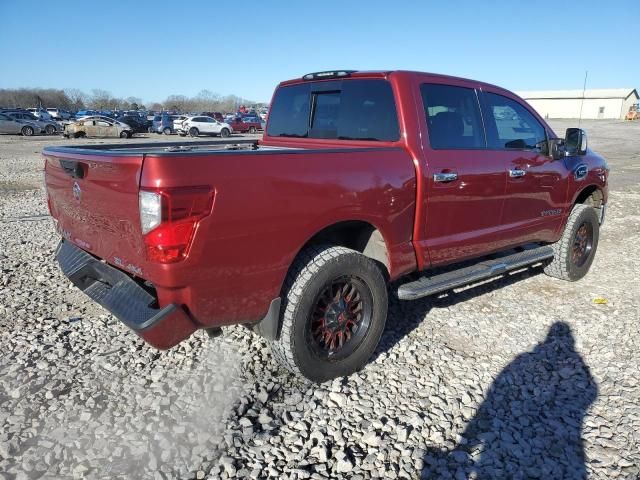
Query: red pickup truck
227 116 264 134
44 70 608 382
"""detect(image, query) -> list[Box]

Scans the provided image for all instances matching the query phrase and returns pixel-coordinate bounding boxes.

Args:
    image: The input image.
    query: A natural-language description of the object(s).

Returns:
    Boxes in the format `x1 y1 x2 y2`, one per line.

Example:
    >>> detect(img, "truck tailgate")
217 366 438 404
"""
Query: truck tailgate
44 151 146 276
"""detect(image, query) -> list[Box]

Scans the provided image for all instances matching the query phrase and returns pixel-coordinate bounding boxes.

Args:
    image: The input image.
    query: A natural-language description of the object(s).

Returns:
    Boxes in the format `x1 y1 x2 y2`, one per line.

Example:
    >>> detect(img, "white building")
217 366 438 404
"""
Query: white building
516 88 639 120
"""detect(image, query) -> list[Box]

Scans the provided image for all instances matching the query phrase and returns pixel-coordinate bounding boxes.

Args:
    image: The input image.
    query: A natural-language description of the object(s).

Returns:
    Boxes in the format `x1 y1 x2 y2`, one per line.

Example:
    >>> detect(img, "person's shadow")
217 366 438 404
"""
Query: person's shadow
422 322 597 480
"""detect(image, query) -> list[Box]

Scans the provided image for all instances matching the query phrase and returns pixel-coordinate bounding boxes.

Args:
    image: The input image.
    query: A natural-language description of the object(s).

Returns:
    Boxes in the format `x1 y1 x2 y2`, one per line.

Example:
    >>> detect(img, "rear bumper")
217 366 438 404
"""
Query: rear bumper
55 240 196 349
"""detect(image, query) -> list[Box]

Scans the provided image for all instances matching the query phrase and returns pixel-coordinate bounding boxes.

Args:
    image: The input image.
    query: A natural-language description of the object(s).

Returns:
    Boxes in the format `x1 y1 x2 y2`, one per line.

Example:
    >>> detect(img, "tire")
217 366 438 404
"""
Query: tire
271 245 388 382
544 204 600 281
45 124 56 135
248 126 256 134
163 127 172 135
21 126 34 137
74 131 85 139
189 127 199 137
220 128 230 138
179 133 187 137
119 131 129 138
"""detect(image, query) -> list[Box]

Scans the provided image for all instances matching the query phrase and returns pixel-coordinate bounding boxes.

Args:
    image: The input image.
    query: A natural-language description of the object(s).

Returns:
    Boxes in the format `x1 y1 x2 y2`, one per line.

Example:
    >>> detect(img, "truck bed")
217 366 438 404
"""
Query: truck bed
43 139 298 156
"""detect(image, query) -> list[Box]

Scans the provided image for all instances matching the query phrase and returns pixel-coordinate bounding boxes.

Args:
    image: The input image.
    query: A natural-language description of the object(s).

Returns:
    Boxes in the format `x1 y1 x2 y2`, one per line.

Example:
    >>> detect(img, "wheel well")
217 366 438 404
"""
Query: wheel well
575 186 604 208
300 221 390 276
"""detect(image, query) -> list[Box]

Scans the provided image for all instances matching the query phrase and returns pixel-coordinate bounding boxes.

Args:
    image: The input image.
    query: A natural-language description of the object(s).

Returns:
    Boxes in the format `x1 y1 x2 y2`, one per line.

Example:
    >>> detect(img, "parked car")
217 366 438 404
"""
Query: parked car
27 108 53 121
151 114 178 135
227 116 263 134
116 114 150 134
176 116 232 137
44 69 609 382
6 111 59 135
63 115 133 138
46 108 73 120
75 110 98 119
0 112 42 136
200 112 224 122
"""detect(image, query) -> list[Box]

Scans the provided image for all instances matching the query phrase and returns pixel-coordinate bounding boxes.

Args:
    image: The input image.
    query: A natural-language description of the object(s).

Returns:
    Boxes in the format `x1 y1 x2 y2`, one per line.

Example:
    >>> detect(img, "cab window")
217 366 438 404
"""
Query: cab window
267 79 400 141
482 93 546 150
421 84 485 149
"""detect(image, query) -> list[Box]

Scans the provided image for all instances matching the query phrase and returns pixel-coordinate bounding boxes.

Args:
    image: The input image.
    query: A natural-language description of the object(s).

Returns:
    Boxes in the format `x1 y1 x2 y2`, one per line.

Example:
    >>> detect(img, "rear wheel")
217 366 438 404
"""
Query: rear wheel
248 126 256 134
220 128 230 138
544 204 600 281
163 127 172 135
21 126 34 137
189 127 199 137
271 245 388 382
45 124 56 135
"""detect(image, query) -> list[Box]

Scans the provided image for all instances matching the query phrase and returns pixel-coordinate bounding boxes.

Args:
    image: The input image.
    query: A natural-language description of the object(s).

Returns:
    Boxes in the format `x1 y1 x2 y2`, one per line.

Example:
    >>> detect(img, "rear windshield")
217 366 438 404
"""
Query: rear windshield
267 79 399 141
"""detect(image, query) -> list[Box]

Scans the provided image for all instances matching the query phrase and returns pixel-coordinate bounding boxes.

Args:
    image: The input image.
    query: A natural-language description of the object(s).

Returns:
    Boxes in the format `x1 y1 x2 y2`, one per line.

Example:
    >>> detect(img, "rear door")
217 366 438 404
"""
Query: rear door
0 113 21 133
480 90 567 243
202 117 217 134
44 150 146 273
419 82 508 266
83 118 99 137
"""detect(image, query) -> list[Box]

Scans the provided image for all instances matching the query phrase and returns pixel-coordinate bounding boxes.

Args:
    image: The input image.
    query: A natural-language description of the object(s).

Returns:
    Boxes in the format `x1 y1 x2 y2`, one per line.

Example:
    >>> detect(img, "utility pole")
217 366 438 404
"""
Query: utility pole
578 70 588 127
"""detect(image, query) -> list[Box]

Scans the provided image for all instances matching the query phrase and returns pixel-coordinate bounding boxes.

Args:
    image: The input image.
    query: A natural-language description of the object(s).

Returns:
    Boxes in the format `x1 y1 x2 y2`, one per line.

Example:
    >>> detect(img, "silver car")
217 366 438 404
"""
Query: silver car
6 112 59 135
0 112 43 136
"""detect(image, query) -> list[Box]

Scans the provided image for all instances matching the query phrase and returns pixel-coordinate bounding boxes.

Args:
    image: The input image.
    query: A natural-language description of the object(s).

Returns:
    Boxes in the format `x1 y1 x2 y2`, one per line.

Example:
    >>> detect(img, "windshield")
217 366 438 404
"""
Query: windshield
267 79 399 141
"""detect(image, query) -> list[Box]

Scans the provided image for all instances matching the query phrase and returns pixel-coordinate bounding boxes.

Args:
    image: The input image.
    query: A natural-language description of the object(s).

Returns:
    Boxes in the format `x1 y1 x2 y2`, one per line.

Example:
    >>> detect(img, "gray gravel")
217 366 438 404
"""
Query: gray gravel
1 122 639 479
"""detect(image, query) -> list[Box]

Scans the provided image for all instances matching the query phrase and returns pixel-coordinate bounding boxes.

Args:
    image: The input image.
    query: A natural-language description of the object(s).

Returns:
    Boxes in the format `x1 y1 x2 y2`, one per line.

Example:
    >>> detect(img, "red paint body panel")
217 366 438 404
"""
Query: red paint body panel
227 118 262 133
43 70 609 349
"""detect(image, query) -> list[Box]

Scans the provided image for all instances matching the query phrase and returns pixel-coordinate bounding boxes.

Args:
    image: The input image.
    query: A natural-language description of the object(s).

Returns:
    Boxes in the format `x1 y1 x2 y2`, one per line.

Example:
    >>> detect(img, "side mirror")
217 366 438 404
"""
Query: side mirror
565 128 587 156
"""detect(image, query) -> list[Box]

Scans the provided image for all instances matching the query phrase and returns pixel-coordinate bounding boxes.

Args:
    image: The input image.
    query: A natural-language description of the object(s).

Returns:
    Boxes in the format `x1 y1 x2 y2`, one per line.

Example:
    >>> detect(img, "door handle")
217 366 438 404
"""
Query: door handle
433 172 458 182
509 169 526 178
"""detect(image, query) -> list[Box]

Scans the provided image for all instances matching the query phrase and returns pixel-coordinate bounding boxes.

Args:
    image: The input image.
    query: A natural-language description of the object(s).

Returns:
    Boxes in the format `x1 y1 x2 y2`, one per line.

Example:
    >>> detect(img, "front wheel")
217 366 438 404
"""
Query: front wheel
271 245 388 382
248 126 256 134
163 127 172 135
544 204 600 281
189 127 199 137
220 128 230 138
119 131 130 138
45 124 56 135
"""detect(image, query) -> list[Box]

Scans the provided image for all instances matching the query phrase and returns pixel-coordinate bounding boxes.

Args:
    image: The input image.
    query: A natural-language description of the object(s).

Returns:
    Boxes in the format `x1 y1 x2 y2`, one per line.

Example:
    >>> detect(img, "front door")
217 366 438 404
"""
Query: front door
418 82 508 266
480 91 567 244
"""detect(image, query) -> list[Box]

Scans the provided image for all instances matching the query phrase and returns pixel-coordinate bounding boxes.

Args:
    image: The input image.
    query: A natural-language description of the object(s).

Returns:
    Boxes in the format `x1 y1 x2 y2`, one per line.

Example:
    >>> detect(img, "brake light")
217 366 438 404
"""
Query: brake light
139 187 214 263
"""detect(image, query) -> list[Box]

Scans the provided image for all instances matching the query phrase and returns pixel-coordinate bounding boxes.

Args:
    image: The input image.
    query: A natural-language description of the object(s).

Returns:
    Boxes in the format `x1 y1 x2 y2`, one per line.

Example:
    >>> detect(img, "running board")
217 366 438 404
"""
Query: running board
397 245 555 301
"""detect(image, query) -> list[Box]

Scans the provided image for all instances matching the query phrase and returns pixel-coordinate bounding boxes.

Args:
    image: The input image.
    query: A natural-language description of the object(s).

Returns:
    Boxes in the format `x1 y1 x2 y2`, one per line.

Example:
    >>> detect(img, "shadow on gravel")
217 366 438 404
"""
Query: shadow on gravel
374 265 544 359
420 322 597 479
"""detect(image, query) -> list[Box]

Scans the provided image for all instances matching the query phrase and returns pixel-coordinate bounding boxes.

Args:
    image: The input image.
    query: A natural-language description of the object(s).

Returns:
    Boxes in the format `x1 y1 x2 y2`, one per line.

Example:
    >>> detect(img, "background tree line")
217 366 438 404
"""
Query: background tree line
0 88 263 113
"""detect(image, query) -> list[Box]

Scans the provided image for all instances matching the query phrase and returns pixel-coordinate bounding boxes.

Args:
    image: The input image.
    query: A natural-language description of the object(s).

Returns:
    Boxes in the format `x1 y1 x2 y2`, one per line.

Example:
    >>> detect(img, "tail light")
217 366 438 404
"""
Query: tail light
139 187 214 263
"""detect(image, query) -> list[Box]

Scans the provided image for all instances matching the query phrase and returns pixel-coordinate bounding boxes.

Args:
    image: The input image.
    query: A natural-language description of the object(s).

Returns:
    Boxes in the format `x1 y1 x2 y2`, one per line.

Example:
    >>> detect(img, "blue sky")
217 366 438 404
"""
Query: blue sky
1 0 638 104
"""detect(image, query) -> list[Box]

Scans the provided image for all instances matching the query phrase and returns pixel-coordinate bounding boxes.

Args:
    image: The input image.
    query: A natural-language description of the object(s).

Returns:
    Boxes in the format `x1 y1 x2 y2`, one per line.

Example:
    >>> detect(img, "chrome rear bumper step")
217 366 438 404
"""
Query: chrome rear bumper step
397 245 555 301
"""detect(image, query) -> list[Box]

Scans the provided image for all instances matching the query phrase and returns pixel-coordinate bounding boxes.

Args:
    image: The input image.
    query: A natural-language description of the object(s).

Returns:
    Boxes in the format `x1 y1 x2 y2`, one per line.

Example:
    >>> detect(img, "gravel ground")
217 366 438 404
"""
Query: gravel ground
0 121 638 480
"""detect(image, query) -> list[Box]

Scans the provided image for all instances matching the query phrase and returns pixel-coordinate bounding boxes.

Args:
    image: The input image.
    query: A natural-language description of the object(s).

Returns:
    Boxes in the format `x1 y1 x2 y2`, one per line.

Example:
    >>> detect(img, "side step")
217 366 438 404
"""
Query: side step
397 245 555 301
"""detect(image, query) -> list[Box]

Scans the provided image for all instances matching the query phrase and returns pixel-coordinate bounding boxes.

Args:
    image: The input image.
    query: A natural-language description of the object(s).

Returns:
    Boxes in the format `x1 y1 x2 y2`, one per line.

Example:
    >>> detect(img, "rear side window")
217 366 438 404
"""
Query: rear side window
421 84 485 149
267 79 400 141
483 93 546 150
